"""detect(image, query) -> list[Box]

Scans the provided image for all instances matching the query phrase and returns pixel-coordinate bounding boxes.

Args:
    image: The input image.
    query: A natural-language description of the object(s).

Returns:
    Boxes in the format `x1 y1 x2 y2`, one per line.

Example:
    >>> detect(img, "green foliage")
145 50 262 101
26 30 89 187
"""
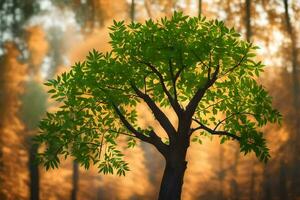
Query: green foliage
35 12 281 175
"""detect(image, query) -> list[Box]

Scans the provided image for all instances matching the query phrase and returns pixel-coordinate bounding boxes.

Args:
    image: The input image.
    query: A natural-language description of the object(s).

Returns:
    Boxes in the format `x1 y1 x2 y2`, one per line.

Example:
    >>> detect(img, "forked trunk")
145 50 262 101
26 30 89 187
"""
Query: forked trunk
158 149 188 200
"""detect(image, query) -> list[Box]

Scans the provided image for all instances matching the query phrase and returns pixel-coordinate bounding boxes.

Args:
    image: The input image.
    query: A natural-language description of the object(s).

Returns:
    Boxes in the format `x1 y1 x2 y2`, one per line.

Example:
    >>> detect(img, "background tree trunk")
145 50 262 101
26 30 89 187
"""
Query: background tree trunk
279 160 288 200
130 0 135 22
283 0 300 198
71 161 79 200
245 0 251 42
218 146 225 200
262 166 272 200
198 0 202 16
29 137 39 200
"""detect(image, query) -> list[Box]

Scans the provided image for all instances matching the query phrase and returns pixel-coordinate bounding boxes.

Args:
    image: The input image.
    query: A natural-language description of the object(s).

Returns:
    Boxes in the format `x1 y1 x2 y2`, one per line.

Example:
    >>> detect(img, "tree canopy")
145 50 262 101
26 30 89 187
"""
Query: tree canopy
35 12 281 176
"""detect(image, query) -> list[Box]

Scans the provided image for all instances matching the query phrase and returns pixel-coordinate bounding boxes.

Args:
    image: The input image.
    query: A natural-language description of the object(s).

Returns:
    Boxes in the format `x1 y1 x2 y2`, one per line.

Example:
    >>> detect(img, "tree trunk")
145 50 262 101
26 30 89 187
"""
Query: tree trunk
29 141 39 200
130 0 135 22
198 0 202 16
245 0 251 42
283 0 300 197
71 161 79 200
262 166 272 200
279 160 288 200
249 163 256 200
218 145 225 200
158 148 188 200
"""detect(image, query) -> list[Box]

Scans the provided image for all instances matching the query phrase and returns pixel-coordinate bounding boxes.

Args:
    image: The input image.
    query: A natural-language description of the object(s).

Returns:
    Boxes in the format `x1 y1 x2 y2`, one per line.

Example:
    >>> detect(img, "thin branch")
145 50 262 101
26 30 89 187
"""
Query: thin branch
174 64 186 82
144 75 147 94
214 112 259 131
169 58 178 102
137 60 182 114
202 97 231 110
186 64 220 118
98 86 140 98
174 48 187 83
218 53 247 78
207 51 212 80
99 130 105 160
191 118 240 141
191 49 209 69
107 129 138 138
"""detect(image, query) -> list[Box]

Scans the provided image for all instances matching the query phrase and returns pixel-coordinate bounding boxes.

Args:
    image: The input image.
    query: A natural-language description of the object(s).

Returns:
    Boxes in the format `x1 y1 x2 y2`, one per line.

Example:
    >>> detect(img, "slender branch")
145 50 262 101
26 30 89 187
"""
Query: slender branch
218 53 247 78
186 64 220 118
174 48 187 83
202 97 231 110
107 128 138 138
137 60 182 114
191 118 240 141
191 49 209 69
174 64 186 82
169 58 178 102
144 75 147 94
207 51 212 80
214 112 259 131
98 86 140 98
99 130 105 160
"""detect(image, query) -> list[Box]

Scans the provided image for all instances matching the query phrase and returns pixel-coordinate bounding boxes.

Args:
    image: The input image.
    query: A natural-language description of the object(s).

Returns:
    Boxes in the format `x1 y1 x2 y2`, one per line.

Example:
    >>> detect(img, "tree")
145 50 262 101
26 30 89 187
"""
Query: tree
35 12 281 200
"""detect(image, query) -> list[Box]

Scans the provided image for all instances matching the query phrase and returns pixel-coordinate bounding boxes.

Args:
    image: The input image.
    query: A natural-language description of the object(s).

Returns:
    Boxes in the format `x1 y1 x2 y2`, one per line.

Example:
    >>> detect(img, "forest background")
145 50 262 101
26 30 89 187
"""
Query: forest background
0 0 299 199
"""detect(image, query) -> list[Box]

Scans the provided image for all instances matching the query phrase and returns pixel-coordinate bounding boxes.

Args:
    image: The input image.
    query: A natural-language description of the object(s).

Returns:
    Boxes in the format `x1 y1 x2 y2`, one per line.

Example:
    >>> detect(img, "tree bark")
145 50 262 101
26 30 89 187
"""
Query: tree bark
158 134 189 200
158 156 188 200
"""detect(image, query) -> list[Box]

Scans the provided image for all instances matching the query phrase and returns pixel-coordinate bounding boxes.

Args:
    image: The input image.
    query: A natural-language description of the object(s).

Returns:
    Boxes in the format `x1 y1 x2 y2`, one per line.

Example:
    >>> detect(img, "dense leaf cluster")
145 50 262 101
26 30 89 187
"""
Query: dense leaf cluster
35 12 281 175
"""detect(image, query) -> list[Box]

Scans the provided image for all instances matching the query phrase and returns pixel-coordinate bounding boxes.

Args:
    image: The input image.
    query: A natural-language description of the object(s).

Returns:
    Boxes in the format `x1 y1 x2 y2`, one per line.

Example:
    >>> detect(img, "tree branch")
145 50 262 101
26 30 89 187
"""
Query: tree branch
218 53 247 78
174 64 186 83
98 86 139 98
112 103 151 142
111 103 168 155
186 64 220 118
191 118 240 141
138 60 182 115
169 58 178 102
202 97 231 110
174 47 187 83
214 112 259 131
191 49 209 69
130 83 177 139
